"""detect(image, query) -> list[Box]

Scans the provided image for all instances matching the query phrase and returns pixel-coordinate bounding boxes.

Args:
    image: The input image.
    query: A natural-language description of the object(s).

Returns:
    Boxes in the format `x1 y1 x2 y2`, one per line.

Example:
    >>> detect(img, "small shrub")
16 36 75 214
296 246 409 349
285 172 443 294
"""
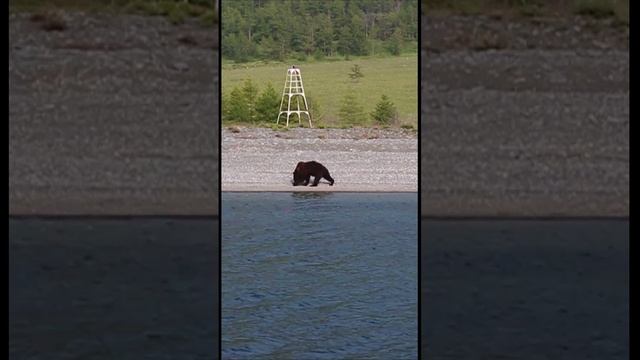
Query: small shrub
224 86 249 122
255 83 280 123
348 64 364 82
371 95 398 125
242 79 259 123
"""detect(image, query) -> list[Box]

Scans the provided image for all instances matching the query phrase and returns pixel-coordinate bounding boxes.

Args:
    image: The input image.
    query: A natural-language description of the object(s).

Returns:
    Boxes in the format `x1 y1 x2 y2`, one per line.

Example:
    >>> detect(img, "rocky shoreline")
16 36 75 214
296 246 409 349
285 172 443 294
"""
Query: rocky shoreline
222 127 418 193
9 13 218 215
421 15 628 217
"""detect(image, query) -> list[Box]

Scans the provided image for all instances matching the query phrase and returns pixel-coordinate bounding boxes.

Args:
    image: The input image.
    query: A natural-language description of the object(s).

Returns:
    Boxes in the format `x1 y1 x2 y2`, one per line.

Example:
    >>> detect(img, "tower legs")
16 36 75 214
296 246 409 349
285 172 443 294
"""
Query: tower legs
277 68 312 128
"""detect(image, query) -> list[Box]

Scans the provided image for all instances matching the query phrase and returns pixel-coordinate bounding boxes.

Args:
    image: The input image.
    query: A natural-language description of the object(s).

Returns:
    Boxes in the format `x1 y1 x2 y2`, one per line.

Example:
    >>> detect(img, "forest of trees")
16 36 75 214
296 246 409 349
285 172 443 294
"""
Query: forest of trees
222 0 418 62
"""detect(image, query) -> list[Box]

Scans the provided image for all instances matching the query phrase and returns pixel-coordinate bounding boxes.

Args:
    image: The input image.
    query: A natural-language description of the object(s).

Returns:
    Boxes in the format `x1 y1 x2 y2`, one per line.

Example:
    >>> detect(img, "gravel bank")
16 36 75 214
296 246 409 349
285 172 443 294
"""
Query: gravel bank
422 15 629 217
222 127 418 192
9 13 218 215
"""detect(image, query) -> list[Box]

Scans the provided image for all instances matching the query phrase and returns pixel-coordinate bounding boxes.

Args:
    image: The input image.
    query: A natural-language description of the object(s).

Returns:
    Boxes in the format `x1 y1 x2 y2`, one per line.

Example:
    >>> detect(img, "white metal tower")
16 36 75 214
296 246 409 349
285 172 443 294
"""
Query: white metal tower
277 66 312 128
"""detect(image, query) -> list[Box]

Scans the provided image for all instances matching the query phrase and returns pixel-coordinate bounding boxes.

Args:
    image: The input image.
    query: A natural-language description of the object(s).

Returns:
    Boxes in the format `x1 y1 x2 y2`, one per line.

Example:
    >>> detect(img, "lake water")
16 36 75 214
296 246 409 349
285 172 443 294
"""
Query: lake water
222 192 418 359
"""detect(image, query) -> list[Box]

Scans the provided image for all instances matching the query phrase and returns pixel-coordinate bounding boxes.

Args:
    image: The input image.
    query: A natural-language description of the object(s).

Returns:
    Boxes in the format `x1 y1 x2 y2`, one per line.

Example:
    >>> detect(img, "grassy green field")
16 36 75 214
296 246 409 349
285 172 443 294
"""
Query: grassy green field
222 55 418 128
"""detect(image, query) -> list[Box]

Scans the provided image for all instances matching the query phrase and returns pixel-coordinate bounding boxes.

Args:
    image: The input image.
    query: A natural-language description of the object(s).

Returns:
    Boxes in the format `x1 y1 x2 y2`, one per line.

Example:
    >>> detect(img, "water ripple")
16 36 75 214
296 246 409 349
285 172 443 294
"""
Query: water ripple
222 193 417 359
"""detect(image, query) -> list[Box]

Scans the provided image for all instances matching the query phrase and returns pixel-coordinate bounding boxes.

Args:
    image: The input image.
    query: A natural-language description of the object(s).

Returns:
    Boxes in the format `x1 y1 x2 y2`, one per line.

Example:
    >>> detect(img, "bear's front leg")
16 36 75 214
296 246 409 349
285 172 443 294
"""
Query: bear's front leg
310 176 320 186
303 175 311 186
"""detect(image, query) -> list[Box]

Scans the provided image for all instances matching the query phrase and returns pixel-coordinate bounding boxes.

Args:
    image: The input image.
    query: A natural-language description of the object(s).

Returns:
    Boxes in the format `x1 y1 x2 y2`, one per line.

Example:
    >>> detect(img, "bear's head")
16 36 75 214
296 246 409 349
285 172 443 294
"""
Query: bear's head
292 162 305 186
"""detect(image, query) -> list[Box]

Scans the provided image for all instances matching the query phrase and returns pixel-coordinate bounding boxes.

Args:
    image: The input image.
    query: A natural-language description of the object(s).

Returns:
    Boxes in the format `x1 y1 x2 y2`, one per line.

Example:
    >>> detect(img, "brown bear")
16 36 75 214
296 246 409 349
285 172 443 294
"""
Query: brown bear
292 161 335 187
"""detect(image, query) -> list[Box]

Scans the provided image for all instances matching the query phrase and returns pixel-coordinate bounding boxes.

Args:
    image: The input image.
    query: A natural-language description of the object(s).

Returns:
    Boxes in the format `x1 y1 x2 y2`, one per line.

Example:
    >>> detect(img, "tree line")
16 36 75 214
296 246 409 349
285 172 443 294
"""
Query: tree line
222 0 418 62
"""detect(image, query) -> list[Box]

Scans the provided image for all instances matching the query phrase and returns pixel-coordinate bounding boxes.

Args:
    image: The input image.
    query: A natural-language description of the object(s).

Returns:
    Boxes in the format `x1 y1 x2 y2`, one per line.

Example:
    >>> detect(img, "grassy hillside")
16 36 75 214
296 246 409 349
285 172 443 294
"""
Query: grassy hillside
222 55 418 128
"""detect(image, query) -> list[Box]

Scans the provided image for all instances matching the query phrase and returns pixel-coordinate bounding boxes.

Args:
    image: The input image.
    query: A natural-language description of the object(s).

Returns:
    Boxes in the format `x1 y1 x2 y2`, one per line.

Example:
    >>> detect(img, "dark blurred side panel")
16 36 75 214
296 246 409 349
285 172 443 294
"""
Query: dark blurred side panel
9 2 220 358
421 1 629 358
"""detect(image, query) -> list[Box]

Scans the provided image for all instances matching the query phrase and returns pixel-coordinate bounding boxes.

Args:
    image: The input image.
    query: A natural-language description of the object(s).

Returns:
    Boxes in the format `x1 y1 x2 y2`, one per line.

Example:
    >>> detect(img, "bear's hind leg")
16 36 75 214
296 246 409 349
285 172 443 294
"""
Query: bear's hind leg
324 172 334 186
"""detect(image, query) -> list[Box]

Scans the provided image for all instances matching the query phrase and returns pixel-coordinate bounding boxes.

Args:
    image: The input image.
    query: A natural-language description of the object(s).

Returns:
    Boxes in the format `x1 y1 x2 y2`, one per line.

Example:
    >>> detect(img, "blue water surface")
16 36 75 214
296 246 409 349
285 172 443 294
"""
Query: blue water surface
222 192 417 359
